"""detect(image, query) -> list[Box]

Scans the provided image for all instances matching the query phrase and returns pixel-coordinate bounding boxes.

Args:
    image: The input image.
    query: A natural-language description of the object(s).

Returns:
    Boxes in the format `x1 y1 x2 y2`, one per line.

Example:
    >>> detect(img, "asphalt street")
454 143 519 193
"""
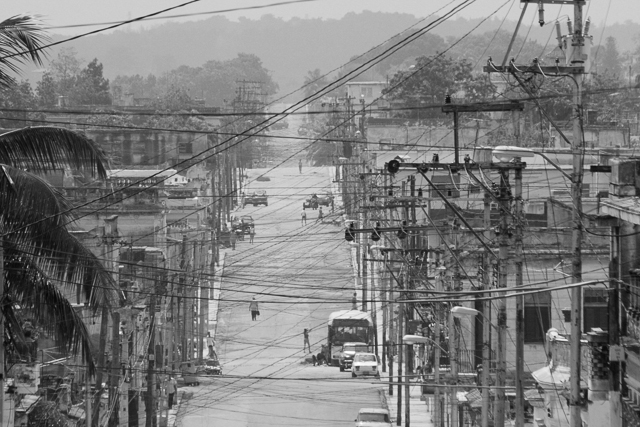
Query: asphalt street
178 162 386 426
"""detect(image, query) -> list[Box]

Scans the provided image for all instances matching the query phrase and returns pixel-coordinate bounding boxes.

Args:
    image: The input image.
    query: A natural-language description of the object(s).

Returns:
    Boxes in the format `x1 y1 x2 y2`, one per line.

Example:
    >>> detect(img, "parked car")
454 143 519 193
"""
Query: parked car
351 353 380 378
244 191 268 207
339 342 369 372
354 408 392 427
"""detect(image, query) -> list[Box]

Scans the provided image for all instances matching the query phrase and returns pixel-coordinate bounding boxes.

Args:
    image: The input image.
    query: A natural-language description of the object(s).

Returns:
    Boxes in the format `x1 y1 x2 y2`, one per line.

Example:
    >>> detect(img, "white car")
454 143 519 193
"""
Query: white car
354 408 391 426
351 353 380 378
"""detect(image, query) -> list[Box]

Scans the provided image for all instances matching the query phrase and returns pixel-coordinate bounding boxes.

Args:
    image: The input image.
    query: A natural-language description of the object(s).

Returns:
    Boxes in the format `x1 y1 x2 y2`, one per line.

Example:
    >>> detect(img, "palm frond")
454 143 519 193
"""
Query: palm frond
0 127 109 178
0 167 118 308
4 254 96 373
0 15 49 88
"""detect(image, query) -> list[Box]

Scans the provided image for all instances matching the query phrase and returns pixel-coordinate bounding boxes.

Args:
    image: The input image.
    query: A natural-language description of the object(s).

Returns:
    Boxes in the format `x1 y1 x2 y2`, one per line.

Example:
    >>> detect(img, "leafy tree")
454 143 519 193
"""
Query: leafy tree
0 80 37 127
49 47 83 101
383 55 475 122
36 72 57 107
72 58 111 105
303 69 330 100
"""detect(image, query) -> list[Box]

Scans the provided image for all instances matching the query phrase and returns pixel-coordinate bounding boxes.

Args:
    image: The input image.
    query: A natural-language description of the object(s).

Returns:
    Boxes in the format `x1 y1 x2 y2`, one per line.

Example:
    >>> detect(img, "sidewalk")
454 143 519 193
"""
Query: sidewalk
380 361 436 427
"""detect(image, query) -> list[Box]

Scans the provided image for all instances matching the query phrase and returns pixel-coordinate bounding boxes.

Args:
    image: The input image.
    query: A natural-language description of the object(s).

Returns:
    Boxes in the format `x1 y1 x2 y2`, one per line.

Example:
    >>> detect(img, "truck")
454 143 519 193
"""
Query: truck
326 310 374 367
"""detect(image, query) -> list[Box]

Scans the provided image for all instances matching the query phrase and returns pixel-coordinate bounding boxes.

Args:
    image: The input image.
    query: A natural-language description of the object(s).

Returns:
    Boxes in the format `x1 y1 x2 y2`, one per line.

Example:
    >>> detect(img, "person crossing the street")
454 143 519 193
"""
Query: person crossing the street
249 296 259 321
303 328 311 353
316 207 323 223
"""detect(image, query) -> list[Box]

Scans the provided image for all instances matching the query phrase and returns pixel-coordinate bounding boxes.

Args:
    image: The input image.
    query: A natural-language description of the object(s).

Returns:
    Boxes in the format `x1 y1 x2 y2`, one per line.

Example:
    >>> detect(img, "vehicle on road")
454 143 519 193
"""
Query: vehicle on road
203 359 222 375
244 190 268 207
326 310 373 366
351 353 380 378
339 342 369 372
354 408 392 426
180 361 200 386
234 215 254 234
316 192 334 207
303 198 318 210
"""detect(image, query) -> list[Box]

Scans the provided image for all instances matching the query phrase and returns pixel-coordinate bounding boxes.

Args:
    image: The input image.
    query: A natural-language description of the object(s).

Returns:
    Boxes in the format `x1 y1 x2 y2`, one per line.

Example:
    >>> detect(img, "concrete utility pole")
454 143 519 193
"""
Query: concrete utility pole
569 3 586 427
494 170 510 427
145 270 157 427
514 166 524 427
433 269 444 427
396 297 403 427
481 193 492 427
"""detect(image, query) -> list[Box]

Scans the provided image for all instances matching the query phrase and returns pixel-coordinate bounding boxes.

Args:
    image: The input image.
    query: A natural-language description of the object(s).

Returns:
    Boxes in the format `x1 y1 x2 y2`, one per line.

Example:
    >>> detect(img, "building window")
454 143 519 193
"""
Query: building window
524 293 551 343
583 288 608 333
179 142 193 154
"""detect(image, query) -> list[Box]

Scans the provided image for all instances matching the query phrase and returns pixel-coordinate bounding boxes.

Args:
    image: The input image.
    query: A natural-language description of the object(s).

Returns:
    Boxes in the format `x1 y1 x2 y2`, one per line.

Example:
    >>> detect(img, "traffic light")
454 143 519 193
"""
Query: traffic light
387 159 400 174
371 222 381 242
345 223 355 242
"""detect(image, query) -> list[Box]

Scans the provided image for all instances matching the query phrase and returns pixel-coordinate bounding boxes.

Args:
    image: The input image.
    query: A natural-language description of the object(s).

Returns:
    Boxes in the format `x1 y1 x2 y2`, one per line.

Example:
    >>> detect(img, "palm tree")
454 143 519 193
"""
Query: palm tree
0 16 116 371
0 127 116 371
0 15 49 88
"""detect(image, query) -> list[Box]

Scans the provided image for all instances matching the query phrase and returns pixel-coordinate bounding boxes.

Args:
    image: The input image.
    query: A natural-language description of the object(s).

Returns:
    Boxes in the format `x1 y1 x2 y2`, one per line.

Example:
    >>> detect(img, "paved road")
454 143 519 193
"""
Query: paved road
178 165 385 427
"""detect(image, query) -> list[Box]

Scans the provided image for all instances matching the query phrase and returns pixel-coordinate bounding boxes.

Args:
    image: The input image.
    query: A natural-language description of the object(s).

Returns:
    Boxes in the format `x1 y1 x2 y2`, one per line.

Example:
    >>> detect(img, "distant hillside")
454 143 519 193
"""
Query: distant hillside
25 12 640 102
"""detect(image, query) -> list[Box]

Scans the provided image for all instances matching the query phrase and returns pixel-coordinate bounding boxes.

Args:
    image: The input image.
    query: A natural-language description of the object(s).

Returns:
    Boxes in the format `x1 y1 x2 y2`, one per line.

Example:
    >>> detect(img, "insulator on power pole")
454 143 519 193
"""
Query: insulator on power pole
345 223 355 242
397 220 408 240
388 189 393 196
371 222 381 242
538 1 545 27
387 159 400 174
555 21 563 48
445 94 451 104
584 18 591 36
432 153 439 163
417 188 423 197
567 18 573 35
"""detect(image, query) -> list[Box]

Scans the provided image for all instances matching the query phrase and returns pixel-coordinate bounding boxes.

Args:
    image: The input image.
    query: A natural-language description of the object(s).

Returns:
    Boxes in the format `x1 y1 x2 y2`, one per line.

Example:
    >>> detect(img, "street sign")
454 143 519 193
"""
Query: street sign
609 345 624 362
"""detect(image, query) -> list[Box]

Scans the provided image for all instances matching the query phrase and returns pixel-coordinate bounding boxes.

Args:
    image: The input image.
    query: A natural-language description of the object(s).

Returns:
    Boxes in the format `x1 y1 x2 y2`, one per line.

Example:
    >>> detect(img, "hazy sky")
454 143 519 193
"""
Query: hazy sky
3 0 638 35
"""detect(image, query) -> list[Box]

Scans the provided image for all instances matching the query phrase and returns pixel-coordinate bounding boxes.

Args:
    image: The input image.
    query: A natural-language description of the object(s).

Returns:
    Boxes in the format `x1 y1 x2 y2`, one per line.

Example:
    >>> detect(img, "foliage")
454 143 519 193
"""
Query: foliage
0 15 49 88
72 58 111 105
591 36 622 78
36 72 57 107
383 54 476 122
111 53 278 108
303 69 330 100
0 80 42 127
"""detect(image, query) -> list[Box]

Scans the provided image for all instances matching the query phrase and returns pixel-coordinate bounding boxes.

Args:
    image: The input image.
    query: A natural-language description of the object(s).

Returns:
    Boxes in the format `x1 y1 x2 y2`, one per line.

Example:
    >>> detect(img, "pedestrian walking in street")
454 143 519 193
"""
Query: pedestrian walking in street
316 207 323 223
250 296 259 321
207 332 217 359
351 292 357 310
167 376 177 409
230 229 237 250
301 208 307 226
330 198 335 212
249 225 255 243
303 328 311 353
299 159 302 174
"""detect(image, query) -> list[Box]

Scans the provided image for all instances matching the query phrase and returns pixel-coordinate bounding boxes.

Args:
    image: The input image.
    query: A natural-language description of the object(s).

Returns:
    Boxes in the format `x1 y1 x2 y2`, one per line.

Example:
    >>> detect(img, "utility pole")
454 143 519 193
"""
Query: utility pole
494 170 510 427
181 235 188 362
514 166 524 427
396 298 403 427
481 193 492 427
0 241 4 426
146 270 157 427
433 269 443 427
569 2 586 426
